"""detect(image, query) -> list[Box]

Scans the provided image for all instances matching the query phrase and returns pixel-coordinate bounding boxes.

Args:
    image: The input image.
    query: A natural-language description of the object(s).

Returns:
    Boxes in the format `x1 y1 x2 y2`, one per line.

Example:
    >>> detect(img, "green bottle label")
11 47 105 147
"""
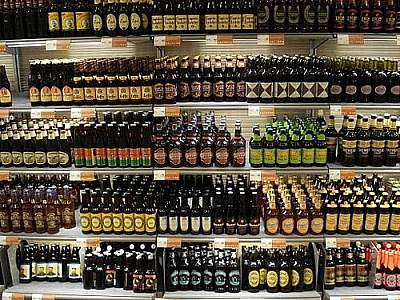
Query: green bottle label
276 148 289 165
302 148 315 164
315 148 327 165
263 148 276 165
289 148 301 165
250 148 263 165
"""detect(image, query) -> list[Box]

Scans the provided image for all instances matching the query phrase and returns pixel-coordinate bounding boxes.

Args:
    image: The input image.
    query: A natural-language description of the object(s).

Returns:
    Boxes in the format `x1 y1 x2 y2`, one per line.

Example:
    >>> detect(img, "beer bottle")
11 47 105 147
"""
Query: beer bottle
303 0 316 31
276 128 290 168
324 249 336 289
227 0 241 32
179 247 191 290
189 56 202 101
22 130 35 167
90 191 103 234
179 191 190 234
134 194 146 234
303 248 315 291
217 0 229 31
310 200 324 235
317 0 330 31
266 250 279 293
325 193 338 234
344 249 356 287
167 195 179 234
14 0 26 39
178 57 191 102
358 0 371 32
112 191 124 234
289 128 302 167
117 0 130 35
11 131 24 167
186 0 200 32
281 199 294 235
385 116 399 166
377 194 390 234
224 56 236 101
106 124 118 167
93 0 105 36
151 0 163 32
62 60 74 104
287 0 301 32
48 0 61 37
163 0 175 33
342 117 357 167
371 0 383 32
72 61 84 105
144 193 156 235
250 126 263 167
101 191 113 234
165 58 177 104
168 123 184 168
153 124 167 167
20 245 32 283
213 56 225 102
279 250 291 292
346 0 358 31
175 0 188 33
242 0 255 31
130 0 142 35
144 253 157 293
60 0 75 36
315 129 327 166
350 194 364 234
36 0 48 38
272 0 286 32
235 55 246 101
202 56 214 101
139 0 150 35
44 189 60 234
204 0 217 33
118 124 130 167
215 124 229 167
257 0 272 32
230 121 246 167
166 249 179 291
364 192 377 234
46 130 59 168
333 0 345 31
75 0 92 36
105 0 118 36
356 117 370 166
337 197 351 234
80 190 92 234
371 116 385 167
388 60 400 103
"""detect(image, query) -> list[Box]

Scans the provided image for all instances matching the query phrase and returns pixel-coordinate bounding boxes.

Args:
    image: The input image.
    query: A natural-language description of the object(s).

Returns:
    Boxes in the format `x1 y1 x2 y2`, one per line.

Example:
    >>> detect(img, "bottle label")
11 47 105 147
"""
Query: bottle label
188 15 200 30
302 82 316 98
346 8 358 29
315 148 327 165
154 148 167 166
34 211 46 231
200 147 213 165
176 15 188 31
225 80 235 98
214 218 224 234
23 152 35 166
282 218 294 234
169 147 182 166
69 263 81 279
359 9 371 30
325 213 338 231
266 217 279 234
316 82 329 98
22 211 34 232
237 80 245 98
361 84 372 95
378 213 390 231
123 213 134 232
46 212 58 230
145 212 157 233
142 13 149 30
152 15 163 31
20 263 31 280
185 147 198 166
229 14 242 30
76 12 91 30
118 85 129 101
119 13 129 30
334 8 345 29
93 14 103 31
179 270 190 286
106 148 118 166
216 148 229 165
48 12 61 31
129 148 141 167
163 15 176 30
289 148 301 165
267 270 278 288
158 215 168 232
130 13 141 30
0 152 12 165
338 213 350 231
133 273 143 291
391 85 400 95
259 268 266 285
190 81 202 99
73 87 84 102
106 14 117 30
371 9 383 30
29 86 40 102
36 262 47 279
258 82 272 99
276 148 289 165
205 14 217 30
202 81 213 98
91 213 102 232
233 146 245 166
250 148 263 165
330 84 342 95
279 270 289 287
169 216 178 232
12 152 23 165
84 86 96 101
365 213 377 231
180 216 189 232
291 270 300 287
317 5 330 24
59 151 70 165
311 217 324 234
107 86 118 101
242 13 254 29
165 83 176 100
274 82 287 98
62 85 73 102
288 5 300 24
288 82 301 98
40 86 52 102
202 216 211 232
386 274 397 288
304 5 316 24
47 262 58 279
47 151 59 166
191 216 200 232
118 147 130 166
213 80 225 98
218 14 229 30
229 270 241 287
61 12 75 31
325 266 335 285
134 213 145 233
304 268 314 285
375 85 387 95
351 213 363 231
248 270 260 288
296 217 309 234
178 81 190 99
51 86 63 102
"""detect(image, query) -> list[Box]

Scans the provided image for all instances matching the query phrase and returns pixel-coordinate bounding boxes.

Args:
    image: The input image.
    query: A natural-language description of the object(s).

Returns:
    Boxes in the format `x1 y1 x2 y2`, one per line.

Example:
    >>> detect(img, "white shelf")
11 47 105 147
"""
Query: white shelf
4 281 154 300
324 286 399 300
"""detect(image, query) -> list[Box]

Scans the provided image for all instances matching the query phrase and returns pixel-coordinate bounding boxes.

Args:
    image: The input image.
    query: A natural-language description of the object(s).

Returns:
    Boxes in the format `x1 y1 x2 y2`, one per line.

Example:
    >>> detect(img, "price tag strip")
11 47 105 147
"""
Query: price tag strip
156 237 181 248
154 36 181 46
70 107 96 119
0 171 10 181
101 37 128 48
0 109 9 119
248 106 275 116
0 43 7 52
1 293 24 300
0 236 18 245
330 105 356 116
46 39 71 51
257 34 285 45
249 170 277 182
76 238 100 248
153 106 181 117
69 171 95 181
337 34 364 45
31 109 56 119
154 170 180 181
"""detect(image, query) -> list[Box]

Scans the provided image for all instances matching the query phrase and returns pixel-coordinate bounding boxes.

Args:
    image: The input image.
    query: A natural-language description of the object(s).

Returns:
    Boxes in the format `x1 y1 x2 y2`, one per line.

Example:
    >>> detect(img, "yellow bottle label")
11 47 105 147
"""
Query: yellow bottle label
107 87 118 101
93 14 103 31
282 218 294 234
134 213 145 232
205 14 218 30
130 86 142 101
302 148 315 164
242 13 254 29
151 15 163 31
145 212 157 233
51 86 62 102
75 11 91 31
176 15 188 31
364 213 377 231
378 213 390 231
248 270 260 288
0 88 11 104
73 87 84 101
29 86 40 102
80 212 91 231
141 84 153 101
292 270 300 287
123 213 134 233
188 15 200 30
61 12 75 31
315 148 327 164
91 213 103 232
390 213 400 231
95 86 107 101
304 268 314 285
325 213 337 231
279 270 289 287
218 14 229 30
163 15 176 30
102 213 113 232
118 85 129 101
106 14 117 30
84 87 96 101
62 85 73 102
40 86 52 102
48 12 60 31
267 270 278 287
338 213 350 231
311 217 324 234
113 213 124 232
277 148 289 165
351 213 364 231
229 14 242 30
296 217 309 234
119 13 129 30
266 217 279 234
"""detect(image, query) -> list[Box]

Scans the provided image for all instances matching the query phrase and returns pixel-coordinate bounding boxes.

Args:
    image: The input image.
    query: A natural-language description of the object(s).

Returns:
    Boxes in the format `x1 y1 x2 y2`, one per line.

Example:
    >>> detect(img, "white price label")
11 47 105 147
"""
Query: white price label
248 106 260 116
154 170 166 181
330 105 356 116
397 35 400 46
326 237 337 248
101 37 128 47
388 296 400 300
214 238 225 249
329 169 341 180
261 238 273 248
69 171 95 181
2 293 12 300
157 237 168 248
30 109 55 119
337 34 364 45
249 170 262 182
153 106 166 117
70 107 96 119
70 171 82 181
257 34 285 45
206 35 218 45
32 294 43 300
76 238 87 248
46 39 71 50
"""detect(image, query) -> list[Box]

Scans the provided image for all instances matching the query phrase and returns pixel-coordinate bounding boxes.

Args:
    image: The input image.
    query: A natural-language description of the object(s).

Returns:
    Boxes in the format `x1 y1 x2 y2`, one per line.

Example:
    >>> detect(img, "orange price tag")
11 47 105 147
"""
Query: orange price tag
272 238 286 248
80 171 95 181
11 294 24 300
39 110 56 119
225 238 239 249
0 43 7 52
41 295 55 300
81 108 96 118
0 171 10 181
341 105 356 115
165 106 181 116
336 238 351 248
0 109 9 118
112 37 128 47
269 34 285 45
165 170 180 181
86 238 100 248
261 170 277 182
6 236 18 245
167 238 182 248
165 36 181 46
340 169 355 180
217 34 233 44
348 34 364 45
46 40 71 50
259 107 275 116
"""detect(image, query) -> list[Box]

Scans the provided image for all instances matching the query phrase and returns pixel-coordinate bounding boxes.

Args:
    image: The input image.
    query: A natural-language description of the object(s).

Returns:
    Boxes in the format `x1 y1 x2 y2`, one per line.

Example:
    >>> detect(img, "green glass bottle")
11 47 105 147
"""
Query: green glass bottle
276 128 289 168
250 126 263 167
263 127 276 167
302 129 315 167
315 129 327 166
289 128 302 167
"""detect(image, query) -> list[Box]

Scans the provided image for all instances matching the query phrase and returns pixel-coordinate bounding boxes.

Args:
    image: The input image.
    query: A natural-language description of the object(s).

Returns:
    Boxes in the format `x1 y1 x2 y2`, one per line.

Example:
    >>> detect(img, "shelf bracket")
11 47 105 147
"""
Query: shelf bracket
309 38 330 56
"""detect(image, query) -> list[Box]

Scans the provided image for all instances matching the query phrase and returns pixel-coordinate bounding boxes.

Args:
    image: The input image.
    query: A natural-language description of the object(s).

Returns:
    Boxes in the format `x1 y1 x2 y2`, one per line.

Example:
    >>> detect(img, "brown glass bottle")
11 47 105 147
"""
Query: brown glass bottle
44 189 60 234
230 121 246 167
337 197 351 234
385 116 399 166
342 117 357 167
371 116 385 167
295 202 309 235
0 191 11 233
33 189 46 233
21 190 35 233
105 0 118 36
60 0 75 36
325 193 338 234
364 192 377 234
310 200 324 235
73 61 84 105
10 191 23 233
280 199 294 235
46 130 59 168
350 195 364 234
48 0 61 36
371 0 383 32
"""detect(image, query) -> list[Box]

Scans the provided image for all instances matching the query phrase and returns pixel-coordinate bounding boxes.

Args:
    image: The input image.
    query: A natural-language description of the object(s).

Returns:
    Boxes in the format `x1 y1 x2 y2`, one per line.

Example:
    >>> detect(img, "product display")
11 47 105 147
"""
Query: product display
82 242 156 292
165 244 240 293
242 245 316 293
324 242 371 289
249 113 328 168
18 242 82 283
373 241 400 290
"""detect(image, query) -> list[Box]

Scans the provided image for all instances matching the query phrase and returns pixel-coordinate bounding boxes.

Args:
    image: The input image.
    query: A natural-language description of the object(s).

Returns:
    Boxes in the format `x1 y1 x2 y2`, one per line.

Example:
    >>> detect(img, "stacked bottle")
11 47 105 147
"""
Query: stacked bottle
166 244 240 293
249 113 328 168
82 242 156 292
373 241 400 290
324 242 371 289
0 174 79 234
241 245 316 293
18 242 81 283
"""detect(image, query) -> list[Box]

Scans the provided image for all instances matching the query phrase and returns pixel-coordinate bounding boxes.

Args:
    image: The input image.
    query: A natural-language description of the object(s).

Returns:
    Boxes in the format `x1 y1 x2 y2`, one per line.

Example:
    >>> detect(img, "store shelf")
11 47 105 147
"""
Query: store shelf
323 286 400 300
4 167 154 176
4 282 154 300
162 290 321 300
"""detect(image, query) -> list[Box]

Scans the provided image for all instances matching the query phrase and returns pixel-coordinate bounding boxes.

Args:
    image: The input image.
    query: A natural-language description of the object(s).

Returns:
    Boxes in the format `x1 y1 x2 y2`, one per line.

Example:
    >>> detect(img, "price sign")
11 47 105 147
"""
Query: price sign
272 238 286 248
0 236 18 245
329 169 341 180
154 170 180 181
154 106 181 117
76 238 100 248
167 238 182 248
206 34 233 45
337 34 364 45
262 170 277 181
340 169 355 180
248 106 275 116
101 37 128 48
0 109 9 118
397 35 400 46
330 105 356 116
1 294 23 300
69 171 95 181
249 170 262 182
2 293 12 300
71 107 96 119
31 109 56 119
336 238 351 248
261 238 273 248
257 34 285 45
0 43 7 52
0 171 10 181
325 237 337 248
157 237 168 248
214 238 226 249
154 36 181 46
46 39 71 50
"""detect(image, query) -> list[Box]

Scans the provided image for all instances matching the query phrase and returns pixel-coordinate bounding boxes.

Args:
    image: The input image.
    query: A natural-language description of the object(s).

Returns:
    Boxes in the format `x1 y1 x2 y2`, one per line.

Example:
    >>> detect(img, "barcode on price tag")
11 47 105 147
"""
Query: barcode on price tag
71 107 96 119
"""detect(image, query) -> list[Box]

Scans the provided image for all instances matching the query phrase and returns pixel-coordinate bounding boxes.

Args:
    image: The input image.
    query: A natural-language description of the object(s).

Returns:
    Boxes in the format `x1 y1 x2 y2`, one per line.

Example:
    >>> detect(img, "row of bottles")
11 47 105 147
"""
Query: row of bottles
0 174 79 234
338 114 399 167
246 55 400 104
242 245 316 293
79 173 262 236
249 113 328 168
82 242 157 292
18 241 81 283
374 241 400 290
166 245 240 293
324 243 371 289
